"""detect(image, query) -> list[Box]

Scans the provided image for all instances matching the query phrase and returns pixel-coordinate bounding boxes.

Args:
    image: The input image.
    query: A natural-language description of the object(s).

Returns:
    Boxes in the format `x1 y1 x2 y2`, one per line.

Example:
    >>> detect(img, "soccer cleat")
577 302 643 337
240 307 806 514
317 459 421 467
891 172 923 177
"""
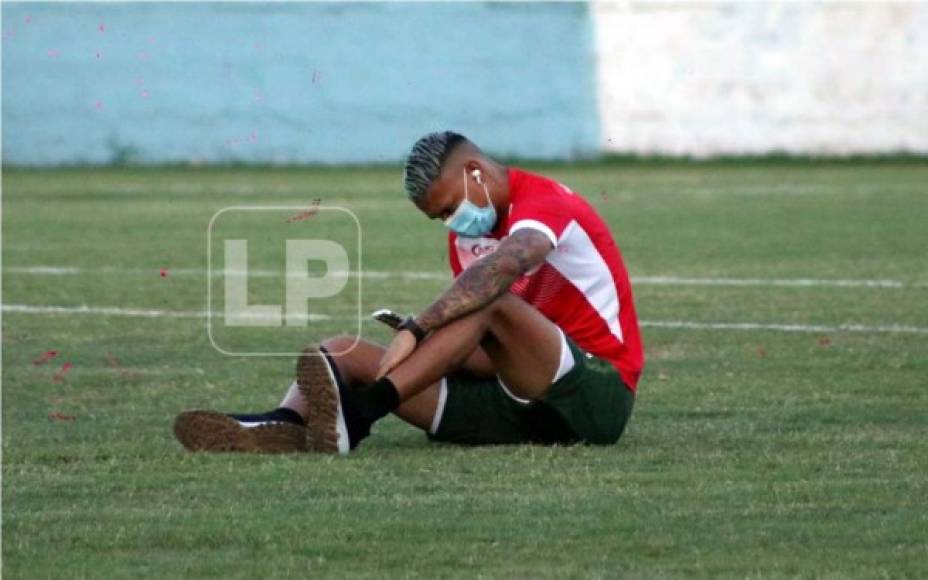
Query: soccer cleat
297 345 368 454
173 410 307 454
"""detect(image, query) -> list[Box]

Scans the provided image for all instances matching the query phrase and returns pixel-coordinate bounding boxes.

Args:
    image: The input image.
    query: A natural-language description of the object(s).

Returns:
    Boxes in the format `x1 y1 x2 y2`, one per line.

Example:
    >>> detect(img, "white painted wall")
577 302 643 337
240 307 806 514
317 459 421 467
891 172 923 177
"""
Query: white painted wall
592 1 928 155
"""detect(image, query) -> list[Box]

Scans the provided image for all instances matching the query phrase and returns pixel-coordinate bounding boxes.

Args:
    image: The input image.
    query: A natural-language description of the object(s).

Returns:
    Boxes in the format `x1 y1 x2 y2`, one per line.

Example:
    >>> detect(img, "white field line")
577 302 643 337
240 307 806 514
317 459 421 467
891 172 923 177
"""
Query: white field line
632 276 908 289
3 266 921 289
2 266 449 280
3 303 927 335
1 304 333 322
640 320 928 335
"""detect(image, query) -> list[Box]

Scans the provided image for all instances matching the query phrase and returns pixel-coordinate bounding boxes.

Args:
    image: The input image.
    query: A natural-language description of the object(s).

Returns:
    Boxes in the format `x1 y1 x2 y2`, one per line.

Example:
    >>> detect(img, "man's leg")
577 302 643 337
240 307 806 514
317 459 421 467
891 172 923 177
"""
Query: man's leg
281 336 494 431
299 292 568 453
387 292 563 402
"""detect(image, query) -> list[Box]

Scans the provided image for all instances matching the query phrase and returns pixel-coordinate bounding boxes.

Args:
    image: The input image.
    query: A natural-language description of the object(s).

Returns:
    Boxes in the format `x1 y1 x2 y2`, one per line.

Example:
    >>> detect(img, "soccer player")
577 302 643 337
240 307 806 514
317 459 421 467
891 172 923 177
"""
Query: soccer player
174 131 644 454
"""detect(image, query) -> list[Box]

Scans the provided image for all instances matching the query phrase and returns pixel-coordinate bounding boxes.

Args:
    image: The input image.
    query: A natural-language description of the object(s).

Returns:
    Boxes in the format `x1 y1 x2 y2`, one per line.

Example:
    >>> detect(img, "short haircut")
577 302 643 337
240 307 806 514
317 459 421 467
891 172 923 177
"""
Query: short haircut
403 131 467 204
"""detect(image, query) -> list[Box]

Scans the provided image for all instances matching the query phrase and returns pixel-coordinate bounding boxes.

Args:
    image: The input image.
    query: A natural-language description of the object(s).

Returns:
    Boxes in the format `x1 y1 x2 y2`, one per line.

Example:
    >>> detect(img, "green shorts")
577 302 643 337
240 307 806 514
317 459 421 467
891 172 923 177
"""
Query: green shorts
428 335 635 446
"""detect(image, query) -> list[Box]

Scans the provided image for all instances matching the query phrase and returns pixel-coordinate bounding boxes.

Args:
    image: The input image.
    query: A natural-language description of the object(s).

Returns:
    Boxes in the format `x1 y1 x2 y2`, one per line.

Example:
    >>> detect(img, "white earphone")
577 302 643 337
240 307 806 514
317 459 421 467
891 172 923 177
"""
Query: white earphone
471 168 483 185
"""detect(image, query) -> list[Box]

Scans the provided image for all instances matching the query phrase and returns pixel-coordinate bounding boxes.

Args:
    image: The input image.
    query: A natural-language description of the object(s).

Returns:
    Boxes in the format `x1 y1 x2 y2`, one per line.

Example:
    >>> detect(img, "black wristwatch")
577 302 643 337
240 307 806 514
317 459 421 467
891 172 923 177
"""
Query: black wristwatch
399 316 427 344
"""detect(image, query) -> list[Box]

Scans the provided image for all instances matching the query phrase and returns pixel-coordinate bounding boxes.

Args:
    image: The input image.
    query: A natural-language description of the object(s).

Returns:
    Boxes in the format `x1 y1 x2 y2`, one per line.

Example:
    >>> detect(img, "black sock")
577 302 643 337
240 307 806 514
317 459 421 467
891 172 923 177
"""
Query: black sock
230 407 306 426
354 377 400 423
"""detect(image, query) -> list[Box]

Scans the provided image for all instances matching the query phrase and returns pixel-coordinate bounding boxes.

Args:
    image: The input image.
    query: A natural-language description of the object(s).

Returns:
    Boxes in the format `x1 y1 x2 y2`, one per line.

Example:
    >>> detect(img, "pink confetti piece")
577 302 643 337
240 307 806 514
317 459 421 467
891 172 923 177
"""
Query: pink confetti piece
96 50 102 59
52 362 73 383
105 352 136 378
140 90 150 98
98 23 105 33
134 76 145 86
147 36 157 45
136 51 150 61
25 15 32 24
159 267 168 277
48 412 76 422
33 350 59 366
226 130 259 146
94 100 104 110
106 352 122 368
47 49 60 58
286 199 322 223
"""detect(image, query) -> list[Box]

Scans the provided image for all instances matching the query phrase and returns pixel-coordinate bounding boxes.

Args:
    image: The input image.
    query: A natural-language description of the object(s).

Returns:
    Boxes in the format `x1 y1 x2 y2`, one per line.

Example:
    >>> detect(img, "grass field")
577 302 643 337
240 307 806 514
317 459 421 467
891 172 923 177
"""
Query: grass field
3 160 927 578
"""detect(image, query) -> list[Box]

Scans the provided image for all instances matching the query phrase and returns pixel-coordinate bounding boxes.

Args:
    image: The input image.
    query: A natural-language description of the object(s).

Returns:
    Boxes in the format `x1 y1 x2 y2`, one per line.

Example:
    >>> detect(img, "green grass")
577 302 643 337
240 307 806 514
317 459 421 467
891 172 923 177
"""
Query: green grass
3 161 928 578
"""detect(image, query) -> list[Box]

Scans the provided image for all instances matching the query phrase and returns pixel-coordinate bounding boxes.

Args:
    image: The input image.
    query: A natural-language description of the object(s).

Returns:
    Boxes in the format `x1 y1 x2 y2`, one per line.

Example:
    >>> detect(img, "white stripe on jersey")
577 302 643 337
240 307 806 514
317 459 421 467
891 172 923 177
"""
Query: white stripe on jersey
545 220 624 342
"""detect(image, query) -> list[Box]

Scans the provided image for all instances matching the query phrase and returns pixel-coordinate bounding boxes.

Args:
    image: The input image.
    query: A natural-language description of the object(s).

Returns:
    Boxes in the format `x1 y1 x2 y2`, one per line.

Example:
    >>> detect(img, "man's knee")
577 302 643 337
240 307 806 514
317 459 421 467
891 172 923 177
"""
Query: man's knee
319 336 381 386
321 335 358 355
485 292 526 328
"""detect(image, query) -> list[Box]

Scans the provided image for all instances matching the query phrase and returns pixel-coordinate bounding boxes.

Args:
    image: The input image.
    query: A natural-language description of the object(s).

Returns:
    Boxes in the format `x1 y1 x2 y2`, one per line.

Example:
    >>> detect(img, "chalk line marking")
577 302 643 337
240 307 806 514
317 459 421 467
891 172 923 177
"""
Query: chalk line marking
639 320 928 335
3 304 926 335
3 266 921 289
632 276 907 289
1 304 332 322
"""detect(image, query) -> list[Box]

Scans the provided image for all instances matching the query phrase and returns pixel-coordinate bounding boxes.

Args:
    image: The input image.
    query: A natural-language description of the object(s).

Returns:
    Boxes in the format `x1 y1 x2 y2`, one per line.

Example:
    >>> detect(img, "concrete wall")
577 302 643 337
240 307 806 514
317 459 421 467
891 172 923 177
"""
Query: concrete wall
592 1 928 155
1 2 600 165
3 2 926 165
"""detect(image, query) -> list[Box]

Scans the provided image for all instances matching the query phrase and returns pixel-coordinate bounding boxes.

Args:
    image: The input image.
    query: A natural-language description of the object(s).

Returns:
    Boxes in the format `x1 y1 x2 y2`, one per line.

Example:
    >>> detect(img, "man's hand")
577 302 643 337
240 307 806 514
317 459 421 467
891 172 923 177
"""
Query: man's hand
376 329 418 379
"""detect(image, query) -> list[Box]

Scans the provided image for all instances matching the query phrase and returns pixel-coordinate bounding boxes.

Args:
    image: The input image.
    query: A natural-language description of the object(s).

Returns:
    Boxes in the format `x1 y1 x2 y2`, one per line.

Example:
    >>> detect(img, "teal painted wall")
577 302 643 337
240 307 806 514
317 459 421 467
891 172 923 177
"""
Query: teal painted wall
2 2 600 165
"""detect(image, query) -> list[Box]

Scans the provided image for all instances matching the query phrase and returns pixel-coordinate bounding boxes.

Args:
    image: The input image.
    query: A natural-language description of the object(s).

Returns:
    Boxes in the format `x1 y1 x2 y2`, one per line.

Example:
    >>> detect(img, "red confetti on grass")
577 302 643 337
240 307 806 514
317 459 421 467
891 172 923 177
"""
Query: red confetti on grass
48 412 76 422
106 352 136 379
159 267 168 277
52 362 73 383
286 199 322 223
757 347 766 358
33 350 59 365
817 336 832 347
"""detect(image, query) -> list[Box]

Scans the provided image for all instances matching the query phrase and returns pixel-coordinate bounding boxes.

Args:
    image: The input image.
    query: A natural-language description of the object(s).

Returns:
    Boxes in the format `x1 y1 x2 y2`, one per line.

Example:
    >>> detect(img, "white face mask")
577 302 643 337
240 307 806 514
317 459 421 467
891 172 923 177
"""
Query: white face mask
443 169 497 237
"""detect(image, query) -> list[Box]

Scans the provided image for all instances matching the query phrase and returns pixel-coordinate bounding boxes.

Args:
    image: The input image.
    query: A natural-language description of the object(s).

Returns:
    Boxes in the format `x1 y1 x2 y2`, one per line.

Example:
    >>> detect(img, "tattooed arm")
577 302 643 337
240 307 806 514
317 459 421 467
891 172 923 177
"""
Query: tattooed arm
415 229 554 333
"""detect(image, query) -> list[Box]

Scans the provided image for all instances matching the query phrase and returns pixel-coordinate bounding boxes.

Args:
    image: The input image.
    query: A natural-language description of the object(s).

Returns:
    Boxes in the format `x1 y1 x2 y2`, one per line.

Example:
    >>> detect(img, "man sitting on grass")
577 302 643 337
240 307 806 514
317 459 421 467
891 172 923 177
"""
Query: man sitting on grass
174 131 644 454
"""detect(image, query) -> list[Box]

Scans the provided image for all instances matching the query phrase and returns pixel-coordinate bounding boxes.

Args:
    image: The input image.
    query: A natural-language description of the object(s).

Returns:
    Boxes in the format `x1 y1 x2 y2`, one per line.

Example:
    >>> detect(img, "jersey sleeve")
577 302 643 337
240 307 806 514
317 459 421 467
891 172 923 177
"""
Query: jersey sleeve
507 186 574 248
448 232 463 278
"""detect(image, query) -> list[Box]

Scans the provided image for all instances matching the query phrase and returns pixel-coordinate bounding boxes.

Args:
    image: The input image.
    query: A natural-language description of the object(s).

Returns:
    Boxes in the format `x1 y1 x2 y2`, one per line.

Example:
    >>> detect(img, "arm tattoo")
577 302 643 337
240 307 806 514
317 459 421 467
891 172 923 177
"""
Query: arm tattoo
415 229 554 333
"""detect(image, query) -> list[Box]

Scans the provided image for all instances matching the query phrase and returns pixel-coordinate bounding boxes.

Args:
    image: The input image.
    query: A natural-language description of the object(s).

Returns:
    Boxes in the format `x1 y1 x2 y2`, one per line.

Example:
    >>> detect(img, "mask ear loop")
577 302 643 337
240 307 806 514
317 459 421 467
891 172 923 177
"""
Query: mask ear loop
461 168 473 205
481 179 492 206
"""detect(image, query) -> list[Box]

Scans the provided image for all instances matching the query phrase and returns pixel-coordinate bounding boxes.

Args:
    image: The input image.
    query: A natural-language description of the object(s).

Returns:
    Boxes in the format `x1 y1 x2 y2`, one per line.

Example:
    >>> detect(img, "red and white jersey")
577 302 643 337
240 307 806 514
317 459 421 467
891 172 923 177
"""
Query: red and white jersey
448 167 644 391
